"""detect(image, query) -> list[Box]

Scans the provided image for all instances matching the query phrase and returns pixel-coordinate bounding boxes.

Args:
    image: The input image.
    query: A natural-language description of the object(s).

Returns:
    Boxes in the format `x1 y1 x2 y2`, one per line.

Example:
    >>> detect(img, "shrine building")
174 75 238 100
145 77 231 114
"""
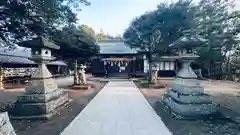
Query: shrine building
91 40 179 77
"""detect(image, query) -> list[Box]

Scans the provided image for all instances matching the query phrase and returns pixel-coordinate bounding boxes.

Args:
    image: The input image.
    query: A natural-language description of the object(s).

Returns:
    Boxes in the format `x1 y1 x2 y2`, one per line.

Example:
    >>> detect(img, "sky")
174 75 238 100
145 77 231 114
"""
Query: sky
77 0 162 36
77 0 240 37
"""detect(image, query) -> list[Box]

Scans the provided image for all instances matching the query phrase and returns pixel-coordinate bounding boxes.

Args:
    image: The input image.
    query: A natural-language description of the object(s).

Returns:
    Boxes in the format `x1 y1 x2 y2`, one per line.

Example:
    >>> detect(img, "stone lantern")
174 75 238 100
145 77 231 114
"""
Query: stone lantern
9 37 69 119
162 36 219 119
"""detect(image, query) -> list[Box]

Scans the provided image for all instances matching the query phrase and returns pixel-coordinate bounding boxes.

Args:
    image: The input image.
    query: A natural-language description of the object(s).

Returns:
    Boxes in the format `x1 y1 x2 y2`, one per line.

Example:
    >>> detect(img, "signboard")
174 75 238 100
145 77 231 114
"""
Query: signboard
120 66 126 70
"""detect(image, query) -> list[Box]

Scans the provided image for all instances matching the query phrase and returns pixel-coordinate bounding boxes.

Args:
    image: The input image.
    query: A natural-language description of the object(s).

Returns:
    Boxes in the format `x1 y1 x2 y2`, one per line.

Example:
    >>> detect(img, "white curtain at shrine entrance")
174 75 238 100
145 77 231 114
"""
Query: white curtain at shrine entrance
170 61 175 70
158 61 175 71
160 62 164 70
165 62 170 70
103 58 132 73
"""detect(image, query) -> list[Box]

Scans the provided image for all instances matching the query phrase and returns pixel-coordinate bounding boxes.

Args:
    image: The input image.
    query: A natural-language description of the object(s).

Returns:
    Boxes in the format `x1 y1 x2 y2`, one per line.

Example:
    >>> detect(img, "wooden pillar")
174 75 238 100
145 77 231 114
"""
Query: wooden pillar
154 70 158 84
132 59 136 77
57 65 60 73
105 61 109 78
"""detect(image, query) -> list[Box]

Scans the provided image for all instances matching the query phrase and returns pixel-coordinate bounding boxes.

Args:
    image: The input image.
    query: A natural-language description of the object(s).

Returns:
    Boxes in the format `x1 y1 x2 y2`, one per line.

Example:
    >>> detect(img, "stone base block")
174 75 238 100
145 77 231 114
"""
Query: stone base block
162 92 219 119
25 78 58 94
9 92 69 119
172 84 204 95
168 88 212 104
171 78 204 94
17 89 65 103
71 84 91 90
0 112 16 135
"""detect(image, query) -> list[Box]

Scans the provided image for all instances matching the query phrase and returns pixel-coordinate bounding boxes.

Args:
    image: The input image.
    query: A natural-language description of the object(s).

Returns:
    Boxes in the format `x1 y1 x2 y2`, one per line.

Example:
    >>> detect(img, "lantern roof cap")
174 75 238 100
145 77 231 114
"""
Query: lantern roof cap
169 35 207 49
18 37 60 50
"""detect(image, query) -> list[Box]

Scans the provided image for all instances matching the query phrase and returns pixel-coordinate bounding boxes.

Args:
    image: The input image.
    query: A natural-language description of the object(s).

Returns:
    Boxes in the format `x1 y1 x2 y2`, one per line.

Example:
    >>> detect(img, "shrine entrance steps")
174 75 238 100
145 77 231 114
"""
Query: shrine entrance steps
60 81 172 135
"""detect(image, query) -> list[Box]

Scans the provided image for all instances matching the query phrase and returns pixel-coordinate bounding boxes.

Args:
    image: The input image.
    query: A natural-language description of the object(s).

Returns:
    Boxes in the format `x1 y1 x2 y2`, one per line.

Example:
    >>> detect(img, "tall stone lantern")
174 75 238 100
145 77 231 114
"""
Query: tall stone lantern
9 37 69 119
162 36 218 119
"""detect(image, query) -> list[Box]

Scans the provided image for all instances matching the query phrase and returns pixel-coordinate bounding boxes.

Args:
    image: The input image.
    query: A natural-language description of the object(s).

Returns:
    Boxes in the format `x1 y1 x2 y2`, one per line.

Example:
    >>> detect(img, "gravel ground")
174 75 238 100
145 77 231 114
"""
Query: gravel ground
0 81 106 135
154 101 240 135
136 82 240 135
1 78 240 135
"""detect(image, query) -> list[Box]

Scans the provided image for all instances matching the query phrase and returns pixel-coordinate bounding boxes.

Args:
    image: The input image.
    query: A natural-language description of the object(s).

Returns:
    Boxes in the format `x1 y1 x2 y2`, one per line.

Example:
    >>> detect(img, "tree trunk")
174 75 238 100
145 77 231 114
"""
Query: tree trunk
148 61 153 84
226 56 232 80
73 59 79 85
147 52 153 84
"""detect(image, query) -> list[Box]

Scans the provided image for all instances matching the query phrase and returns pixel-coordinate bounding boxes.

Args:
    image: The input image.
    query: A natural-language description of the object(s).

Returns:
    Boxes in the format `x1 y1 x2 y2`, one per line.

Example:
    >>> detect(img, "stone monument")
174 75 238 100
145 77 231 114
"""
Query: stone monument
78 64 87 85
0 112 16 135
9 37 69 119
72 64 90 90
162 36 219 119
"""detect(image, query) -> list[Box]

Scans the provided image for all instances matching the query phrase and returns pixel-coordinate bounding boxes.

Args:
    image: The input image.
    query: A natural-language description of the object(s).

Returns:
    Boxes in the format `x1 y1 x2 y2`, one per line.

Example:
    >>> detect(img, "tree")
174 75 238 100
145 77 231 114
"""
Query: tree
0 0 90 46
114 34 123 40
124 0 240 80
51 25 99 84
123 0 196 83
79 24 96 39
189 0 240 78
52 25 99 63
95 29 122 40
96 29 109 40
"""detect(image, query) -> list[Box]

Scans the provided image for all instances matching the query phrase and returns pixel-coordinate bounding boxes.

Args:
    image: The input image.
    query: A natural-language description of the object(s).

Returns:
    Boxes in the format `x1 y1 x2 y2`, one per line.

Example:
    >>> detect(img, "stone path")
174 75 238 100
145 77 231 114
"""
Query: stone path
60 81 172 135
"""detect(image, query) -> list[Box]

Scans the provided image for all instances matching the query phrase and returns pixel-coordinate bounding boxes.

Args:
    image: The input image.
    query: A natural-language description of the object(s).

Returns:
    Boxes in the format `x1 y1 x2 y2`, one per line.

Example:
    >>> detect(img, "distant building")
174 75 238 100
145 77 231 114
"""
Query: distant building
91 40 179 77
0 47 68 77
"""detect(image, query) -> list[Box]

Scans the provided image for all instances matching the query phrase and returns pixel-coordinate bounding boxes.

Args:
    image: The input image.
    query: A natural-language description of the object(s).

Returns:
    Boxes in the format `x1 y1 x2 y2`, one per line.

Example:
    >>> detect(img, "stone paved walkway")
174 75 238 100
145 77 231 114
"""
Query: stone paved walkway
60 81 172 135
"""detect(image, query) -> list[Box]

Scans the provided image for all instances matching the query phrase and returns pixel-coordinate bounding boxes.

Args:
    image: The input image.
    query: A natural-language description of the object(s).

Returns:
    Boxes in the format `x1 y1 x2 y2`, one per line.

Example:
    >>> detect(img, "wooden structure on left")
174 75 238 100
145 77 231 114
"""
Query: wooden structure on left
9 37 69 119
0 46 68 89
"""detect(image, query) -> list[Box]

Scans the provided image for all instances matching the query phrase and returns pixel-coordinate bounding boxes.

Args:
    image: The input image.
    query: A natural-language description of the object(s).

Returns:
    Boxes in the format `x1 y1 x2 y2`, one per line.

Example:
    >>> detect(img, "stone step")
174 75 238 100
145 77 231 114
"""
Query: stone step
9 93 69 119
219 106 240 123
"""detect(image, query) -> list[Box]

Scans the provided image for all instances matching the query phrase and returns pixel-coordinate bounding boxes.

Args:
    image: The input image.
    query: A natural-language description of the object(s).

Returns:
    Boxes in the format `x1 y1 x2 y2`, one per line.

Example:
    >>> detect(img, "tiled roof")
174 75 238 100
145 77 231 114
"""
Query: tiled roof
97 40 137 54
0 47 66 66
169 36 207 48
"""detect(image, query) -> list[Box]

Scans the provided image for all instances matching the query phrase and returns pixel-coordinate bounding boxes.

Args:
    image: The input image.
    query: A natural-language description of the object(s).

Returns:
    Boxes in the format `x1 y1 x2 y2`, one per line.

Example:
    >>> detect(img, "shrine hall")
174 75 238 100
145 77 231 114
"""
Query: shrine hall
91 40 179 77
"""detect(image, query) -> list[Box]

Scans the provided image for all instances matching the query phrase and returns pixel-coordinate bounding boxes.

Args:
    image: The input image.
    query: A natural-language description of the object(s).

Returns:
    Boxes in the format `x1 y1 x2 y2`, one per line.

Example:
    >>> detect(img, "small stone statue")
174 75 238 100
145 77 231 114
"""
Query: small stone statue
152 64 159 84
153 70 159 84
74 69 80 85
78 65 87 85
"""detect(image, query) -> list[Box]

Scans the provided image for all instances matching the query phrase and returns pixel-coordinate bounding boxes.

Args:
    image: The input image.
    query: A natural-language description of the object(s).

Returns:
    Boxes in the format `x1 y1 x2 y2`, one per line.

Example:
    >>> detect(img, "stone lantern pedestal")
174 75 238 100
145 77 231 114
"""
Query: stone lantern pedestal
9 37 69 119
162 54 219 119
